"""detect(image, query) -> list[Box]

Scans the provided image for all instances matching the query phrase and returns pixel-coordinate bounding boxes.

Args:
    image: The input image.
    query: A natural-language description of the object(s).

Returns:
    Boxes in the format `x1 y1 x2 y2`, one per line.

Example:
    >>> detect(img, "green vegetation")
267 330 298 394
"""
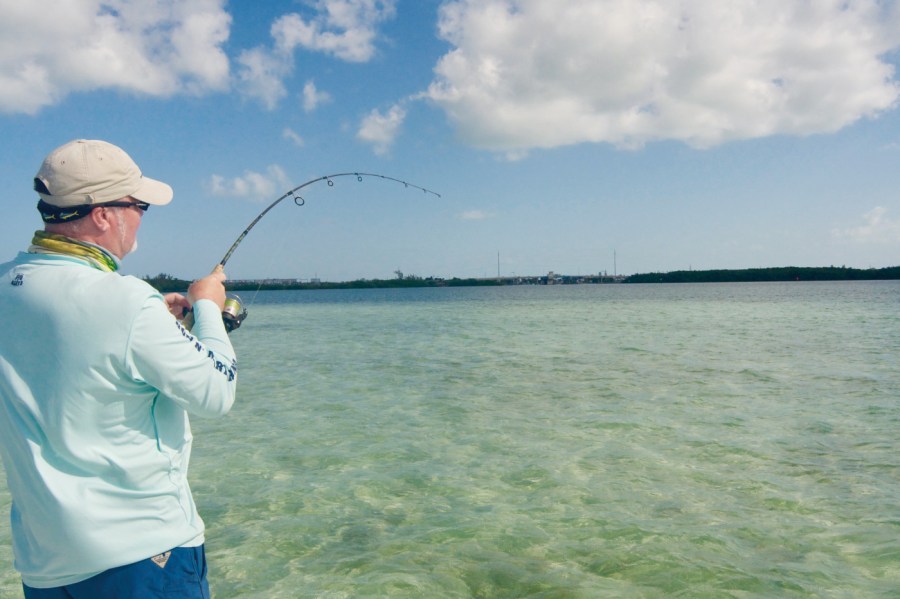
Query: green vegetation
141 272 500 293
623 265 900 283
143 273 191 292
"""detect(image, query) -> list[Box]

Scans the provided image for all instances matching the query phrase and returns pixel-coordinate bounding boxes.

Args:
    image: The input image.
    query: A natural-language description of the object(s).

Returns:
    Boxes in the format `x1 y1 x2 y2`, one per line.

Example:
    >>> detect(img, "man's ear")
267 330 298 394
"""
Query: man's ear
88 206 112 232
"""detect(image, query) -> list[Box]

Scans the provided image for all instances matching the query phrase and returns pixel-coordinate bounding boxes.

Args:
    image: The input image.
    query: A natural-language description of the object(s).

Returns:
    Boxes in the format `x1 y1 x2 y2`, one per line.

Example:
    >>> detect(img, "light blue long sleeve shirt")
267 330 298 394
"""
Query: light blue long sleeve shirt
0 251 238 588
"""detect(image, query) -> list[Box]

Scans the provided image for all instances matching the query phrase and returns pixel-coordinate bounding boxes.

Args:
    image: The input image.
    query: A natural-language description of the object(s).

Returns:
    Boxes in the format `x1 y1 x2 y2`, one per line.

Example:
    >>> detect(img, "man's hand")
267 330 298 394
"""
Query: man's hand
164 293 191 318
187 268 227 312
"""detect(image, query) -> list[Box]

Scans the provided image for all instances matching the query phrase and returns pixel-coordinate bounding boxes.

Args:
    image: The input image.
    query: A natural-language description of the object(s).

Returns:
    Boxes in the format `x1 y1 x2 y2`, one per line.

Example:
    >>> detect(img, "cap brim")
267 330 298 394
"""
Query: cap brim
131 176 173 206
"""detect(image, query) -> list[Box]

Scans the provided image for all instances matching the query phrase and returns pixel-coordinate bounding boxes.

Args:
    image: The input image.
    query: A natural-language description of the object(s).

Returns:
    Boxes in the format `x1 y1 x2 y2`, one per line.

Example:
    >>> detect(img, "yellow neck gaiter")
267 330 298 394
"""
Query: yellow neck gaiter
29 230 119 273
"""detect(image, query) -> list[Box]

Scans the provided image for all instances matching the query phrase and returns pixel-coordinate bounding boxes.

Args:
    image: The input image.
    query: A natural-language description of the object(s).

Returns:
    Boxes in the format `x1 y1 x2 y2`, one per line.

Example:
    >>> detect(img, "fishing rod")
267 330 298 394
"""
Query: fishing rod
184 172 441 333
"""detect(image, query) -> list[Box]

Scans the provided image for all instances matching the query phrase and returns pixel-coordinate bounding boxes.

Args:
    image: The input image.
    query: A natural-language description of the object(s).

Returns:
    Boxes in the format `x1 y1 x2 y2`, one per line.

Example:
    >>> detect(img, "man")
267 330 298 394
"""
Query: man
0 139 238 598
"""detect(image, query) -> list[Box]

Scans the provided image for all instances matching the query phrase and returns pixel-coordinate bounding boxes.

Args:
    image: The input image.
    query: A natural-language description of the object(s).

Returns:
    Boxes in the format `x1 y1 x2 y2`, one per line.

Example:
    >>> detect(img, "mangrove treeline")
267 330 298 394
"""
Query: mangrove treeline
623 265 900 283
141 273 499 293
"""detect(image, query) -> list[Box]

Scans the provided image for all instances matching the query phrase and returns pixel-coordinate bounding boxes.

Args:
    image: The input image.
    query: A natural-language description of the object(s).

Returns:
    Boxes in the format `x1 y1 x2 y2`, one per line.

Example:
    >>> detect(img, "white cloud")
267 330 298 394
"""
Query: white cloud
272 0 397 62
460 210 492 221
833 207 900 244
0 0 231 115
235 46 290 111
356 104 407 154
209 165 290 201
236 0 396 109
425 0 900 152
302 80 332 112
282 128 305 146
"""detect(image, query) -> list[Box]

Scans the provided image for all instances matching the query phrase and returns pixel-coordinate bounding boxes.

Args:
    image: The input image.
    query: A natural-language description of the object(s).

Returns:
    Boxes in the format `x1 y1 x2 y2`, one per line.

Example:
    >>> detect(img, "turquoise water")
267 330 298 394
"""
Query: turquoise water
0 282 898 597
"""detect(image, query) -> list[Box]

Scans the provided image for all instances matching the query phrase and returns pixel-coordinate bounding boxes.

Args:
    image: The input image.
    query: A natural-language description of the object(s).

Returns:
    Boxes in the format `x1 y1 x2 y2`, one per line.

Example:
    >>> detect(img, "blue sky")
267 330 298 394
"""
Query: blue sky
2 0 900 281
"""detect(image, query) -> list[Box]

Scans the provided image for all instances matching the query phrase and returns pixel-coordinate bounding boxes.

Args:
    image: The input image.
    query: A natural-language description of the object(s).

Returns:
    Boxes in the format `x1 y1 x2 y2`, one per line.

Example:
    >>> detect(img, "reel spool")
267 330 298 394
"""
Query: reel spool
180 293 247 334
221 293 248 333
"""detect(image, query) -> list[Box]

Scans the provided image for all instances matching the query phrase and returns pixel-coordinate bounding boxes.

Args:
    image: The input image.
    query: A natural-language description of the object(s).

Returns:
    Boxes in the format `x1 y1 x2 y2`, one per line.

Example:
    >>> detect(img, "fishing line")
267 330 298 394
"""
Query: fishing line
184 172 440 333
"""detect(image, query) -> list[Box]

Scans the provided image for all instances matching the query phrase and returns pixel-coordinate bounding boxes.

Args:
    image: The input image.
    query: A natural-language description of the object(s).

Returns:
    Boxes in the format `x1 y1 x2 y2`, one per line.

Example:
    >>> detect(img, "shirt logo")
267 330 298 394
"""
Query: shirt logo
150 551 172 569
10 274 23 286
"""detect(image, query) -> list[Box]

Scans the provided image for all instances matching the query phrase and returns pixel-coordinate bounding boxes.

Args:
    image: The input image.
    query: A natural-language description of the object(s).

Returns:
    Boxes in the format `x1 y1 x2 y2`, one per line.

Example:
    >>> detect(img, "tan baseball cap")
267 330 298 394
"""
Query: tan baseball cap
34 139 173 208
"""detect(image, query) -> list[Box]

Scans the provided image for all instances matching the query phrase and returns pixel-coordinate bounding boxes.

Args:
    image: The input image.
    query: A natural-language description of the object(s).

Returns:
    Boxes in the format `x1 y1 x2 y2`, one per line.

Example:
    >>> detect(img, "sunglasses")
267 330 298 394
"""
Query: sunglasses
98 200 150 213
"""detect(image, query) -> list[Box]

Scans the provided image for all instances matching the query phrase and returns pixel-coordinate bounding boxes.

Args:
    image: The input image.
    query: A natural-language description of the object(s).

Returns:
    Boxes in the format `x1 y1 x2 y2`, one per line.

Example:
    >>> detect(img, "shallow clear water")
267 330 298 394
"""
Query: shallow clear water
1 282 898 598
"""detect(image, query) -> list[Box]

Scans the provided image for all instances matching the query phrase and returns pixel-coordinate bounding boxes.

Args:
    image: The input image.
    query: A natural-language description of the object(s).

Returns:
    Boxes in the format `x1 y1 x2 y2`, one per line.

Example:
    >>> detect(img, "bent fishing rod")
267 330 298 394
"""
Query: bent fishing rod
183 172 441 333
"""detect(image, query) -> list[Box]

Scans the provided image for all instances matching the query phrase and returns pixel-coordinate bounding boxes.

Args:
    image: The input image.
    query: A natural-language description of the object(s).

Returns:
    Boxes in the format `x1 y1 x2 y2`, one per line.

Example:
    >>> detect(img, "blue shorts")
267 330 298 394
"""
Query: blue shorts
22 545 210 599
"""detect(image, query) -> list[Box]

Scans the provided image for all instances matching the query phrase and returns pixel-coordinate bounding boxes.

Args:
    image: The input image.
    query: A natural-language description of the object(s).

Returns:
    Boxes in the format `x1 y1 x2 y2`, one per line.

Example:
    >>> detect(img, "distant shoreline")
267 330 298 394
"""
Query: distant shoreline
143 265 900 293
622 265 900 284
